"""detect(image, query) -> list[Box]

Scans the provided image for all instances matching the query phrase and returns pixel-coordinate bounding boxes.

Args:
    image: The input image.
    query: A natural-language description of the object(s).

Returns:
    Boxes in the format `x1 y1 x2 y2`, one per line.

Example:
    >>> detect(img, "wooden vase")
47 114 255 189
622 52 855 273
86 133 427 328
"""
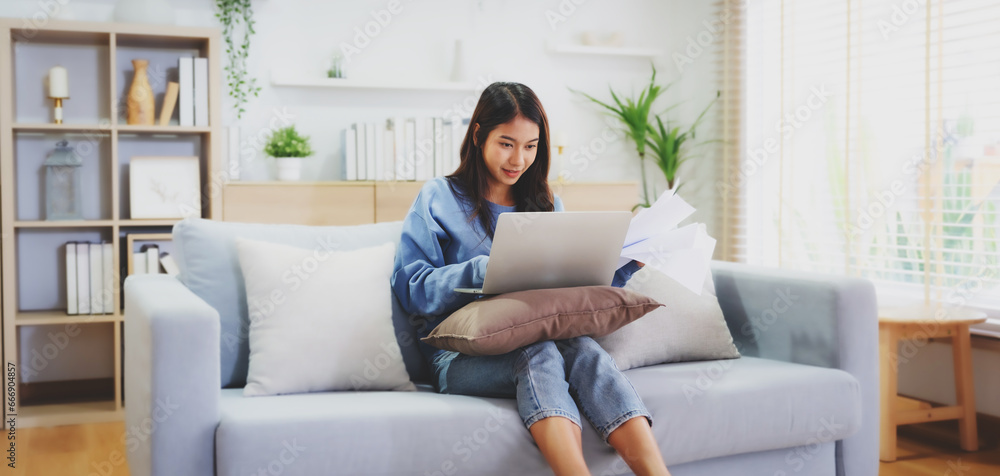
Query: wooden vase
127 59 155 125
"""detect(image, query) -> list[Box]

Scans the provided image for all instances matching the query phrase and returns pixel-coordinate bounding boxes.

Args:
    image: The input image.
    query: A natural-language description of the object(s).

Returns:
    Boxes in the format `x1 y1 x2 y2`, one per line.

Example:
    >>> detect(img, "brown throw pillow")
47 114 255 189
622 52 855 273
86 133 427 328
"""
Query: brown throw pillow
421 286 663 356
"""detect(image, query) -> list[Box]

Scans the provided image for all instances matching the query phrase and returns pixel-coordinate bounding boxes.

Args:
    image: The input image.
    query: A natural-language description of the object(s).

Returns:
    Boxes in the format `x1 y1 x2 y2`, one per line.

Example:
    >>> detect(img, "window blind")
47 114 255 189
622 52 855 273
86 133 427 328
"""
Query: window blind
726 0 1000 335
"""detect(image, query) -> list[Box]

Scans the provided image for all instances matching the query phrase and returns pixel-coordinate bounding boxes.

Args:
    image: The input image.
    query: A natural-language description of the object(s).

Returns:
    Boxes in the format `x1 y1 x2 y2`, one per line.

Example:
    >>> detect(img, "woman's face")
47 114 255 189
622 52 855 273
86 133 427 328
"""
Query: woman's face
477 115 540 194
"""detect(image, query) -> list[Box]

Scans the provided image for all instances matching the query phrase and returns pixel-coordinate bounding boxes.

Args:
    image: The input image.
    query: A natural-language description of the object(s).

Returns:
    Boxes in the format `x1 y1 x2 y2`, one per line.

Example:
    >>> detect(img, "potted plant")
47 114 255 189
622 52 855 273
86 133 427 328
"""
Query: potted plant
574 65 717 208
264 125 314 181
645 91 719 192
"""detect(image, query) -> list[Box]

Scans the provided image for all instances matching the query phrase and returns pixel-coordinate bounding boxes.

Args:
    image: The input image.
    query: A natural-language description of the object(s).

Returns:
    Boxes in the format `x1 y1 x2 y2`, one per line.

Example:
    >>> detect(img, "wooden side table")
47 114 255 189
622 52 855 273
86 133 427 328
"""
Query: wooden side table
879 306 987 462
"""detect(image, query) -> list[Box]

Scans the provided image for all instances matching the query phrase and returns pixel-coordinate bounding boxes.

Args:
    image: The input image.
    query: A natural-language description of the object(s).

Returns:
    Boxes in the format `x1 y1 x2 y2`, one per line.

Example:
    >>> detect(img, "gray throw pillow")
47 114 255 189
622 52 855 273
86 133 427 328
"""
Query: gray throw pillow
596 267 740 371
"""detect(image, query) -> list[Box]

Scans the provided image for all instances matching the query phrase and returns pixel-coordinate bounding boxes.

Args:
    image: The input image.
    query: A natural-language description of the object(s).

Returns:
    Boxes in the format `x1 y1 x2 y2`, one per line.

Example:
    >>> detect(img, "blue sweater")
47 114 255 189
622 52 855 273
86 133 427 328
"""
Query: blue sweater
390 177 642 362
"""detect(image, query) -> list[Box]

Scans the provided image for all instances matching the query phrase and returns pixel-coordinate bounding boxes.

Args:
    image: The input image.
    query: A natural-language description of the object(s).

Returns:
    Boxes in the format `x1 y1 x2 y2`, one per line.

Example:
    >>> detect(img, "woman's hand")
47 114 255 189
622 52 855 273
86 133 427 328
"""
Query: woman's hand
636 261 645 268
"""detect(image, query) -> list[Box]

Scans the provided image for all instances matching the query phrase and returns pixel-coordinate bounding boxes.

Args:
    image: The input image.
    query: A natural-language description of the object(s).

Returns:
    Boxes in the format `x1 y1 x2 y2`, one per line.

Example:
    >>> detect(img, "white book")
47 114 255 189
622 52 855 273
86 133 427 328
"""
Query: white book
452 120 466 172
160 253 180 277
374 124 385 182
344 126 357 181
404 119 416 181
365 123 376 183
102 242 114 314
414 118 430 181
66 242 77 315
442 123 452 176
391 117 406 181
77 243 90 314
178 57 194 127
355 122 367 180
89 242 103 314
433 118 444 177
194 57 209 127
423 118 436 180
133 252 148 275
382 121 395 182
146 246 160 274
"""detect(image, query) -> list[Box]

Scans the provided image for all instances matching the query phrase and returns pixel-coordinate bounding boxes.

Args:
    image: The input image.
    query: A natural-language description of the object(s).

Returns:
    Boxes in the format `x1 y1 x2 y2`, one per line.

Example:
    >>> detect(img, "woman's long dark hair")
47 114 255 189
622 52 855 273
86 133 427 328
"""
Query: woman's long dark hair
446 82 553 239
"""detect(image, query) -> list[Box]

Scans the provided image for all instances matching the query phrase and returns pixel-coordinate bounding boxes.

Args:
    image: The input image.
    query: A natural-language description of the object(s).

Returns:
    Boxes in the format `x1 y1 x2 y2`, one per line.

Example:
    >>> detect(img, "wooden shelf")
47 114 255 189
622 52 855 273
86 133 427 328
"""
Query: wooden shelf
14 220 115 228
117 124 211 134
14 219 183 227
270 71 478 92
546 42 663 58
119 219 183 226
19 400 122 428
2 19 223 430
12 123 112 133
15 310 120 326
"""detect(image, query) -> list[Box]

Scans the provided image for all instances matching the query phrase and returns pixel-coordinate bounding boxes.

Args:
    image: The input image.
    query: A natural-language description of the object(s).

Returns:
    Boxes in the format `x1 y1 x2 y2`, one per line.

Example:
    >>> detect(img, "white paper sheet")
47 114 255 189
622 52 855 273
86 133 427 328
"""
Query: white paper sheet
619 191 716 295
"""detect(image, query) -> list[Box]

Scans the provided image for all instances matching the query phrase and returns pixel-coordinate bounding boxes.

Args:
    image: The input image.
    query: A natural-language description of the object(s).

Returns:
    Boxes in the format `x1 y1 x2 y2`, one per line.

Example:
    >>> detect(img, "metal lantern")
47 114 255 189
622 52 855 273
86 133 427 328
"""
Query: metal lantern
44 140 84 220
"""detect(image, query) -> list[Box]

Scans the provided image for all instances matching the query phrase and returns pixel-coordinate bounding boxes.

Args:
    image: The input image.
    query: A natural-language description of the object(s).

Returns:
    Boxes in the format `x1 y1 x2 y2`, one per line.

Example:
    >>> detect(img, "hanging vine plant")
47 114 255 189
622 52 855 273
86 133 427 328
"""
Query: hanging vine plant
215 0 260 119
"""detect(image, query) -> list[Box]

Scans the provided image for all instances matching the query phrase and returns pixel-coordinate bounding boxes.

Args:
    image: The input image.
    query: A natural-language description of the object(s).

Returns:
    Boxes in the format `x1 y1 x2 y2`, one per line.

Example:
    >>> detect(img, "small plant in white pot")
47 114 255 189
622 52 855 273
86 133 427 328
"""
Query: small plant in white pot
264 125 314 181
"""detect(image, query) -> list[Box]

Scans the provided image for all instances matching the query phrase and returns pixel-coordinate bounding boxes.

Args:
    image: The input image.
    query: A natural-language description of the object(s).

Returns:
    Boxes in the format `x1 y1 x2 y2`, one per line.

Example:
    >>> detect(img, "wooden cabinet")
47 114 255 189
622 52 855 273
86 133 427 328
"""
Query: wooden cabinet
224 181 640 225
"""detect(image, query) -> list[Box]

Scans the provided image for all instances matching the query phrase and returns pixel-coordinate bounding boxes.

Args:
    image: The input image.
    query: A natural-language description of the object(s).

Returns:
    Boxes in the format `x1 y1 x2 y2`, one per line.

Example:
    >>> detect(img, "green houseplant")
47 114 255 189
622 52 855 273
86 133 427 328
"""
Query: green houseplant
645 91 719 191
215 0 260 119
575 65 717 208
264 126 314 181
573 66 666 209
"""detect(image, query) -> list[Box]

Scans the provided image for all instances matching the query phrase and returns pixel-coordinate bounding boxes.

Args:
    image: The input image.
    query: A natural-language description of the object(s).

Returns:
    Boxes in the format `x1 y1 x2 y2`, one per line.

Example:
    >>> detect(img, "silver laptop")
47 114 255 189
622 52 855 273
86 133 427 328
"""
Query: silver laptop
454 211 631 295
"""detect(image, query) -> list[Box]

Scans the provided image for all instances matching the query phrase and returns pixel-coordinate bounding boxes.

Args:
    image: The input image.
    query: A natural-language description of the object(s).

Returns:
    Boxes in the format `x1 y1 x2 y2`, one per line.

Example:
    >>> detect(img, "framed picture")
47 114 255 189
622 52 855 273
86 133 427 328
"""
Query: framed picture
129 156 202 219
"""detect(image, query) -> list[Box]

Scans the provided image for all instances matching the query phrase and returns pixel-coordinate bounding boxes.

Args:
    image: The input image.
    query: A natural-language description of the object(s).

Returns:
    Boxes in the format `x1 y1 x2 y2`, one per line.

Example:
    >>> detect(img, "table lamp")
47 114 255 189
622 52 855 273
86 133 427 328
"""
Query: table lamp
48 66 69 124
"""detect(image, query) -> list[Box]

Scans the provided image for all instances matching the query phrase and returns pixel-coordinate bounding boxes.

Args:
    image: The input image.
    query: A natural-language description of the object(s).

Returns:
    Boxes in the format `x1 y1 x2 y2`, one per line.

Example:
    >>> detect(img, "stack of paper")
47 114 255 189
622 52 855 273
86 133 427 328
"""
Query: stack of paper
619 190 717 295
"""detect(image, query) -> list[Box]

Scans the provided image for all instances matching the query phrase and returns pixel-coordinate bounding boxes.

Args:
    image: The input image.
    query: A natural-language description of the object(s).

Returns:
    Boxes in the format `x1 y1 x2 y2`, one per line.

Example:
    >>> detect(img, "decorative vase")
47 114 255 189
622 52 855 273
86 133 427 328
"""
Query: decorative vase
113 0 176 25
127 59 155 125
449 39 466 82
276 157 304 181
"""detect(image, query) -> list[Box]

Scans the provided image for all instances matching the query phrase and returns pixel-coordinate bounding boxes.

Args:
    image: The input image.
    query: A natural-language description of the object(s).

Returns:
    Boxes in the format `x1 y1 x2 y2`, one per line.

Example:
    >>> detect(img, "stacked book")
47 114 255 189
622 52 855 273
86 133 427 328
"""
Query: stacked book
176 57 211 127
343 117 469 181
64 242 113 315
132 245 180 277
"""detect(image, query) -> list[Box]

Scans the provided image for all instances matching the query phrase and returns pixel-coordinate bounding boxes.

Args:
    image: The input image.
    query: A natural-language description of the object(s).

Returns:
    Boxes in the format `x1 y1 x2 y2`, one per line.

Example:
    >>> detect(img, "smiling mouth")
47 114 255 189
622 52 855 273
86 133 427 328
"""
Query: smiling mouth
502 168 521 177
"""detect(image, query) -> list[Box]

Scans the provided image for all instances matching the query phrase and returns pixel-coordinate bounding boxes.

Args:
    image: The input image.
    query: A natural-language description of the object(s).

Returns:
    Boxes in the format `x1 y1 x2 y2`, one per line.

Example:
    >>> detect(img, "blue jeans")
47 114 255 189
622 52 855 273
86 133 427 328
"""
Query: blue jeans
430 336 652 444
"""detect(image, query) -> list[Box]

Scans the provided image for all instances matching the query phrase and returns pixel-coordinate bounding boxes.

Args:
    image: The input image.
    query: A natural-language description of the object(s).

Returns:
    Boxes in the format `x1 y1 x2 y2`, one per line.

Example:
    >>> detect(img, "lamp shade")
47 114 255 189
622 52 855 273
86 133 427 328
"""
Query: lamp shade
48 66 69 99
551 130 567 147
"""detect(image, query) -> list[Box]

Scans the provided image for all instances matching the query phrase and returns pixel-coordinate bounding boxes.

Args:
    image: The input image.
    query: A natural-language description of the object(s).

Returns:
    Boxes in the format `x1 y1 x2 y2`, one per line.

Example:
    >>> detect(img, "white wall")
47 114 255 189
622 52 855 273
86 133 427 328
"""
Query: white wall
2 1 728 381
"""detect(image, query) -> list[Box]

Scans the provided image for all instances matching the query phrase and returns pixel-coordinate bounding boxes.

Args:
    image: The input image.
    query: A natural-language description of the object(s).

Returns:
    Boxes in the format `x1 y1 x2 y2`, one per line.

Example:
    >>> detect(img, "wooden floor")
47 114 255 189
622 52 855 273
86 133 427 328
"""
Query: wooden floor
7 420 1000 475
880 420 1000 476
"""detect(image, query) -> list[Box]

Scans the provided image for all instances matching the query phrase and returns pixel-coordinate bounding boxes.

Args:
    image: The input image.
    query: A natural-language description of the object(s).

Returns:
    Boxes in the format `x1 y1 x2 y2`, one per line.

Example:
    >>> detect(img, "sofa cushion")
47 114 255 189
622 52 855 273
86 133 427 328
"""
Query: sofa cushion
171 218 427 388
214 357 861 475
236 239 414 396
597 267 740 371
422 286 662 356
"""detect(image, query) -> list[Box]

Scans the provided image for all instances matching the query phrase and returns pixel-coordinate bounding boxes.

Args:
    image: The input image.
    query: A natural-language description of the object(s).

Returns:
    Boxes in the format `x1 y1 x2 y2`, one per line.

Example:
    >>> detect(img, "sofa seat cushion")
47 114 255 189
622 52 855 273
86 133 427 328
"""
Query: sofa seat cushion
215 386 557 476
215 357 861 475
629 356 862 466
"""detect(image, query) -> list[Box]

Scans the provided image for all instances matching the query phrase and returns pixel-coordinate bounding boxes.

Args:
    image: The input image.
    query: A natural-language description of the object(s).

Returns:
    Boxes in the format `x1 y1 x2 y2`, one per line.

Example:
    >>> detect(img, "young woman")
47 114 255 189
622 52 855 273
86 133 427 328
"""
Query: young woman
391 82 671 476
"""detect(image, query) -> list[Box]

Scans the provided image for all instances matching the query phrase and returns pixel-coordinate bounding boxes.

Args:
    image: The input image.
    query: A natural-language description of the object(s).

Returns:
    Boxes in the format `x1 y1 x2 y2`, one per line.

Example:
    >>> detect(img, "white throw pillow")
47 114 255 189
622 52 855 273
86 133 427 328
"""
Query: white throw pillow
596 267 739 371
235 238 415 396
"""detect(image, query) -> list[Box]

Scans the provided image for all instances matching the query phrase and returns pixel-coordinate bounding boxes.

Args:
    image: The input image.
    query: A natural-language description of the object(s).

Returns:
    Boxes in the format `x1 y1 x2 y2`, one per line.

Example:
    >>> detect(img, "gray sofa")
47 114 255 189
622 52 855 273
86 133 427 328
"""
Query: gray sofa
124 218 879 476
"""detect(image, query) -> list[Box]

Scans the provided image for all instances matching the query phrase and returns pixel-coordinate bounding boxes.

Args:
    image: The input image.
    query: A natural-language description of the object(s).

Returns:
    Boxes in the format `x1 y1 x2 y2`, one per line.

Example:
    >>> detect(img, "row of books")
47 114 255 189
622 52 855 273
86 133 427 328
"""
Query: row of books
343 117 469 181
176 57 210 127
132 245 180 276
65 242 113 315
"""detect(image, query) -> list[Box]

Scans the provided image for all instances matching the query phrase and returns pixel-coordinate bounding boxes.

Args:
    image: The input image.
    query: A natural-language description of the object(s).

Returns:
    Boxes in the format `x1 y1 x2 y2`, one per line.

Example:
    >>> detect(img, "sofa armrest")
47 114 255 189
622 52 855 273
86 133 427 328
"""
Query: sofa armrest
125 275 220 476
710 260 878 476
